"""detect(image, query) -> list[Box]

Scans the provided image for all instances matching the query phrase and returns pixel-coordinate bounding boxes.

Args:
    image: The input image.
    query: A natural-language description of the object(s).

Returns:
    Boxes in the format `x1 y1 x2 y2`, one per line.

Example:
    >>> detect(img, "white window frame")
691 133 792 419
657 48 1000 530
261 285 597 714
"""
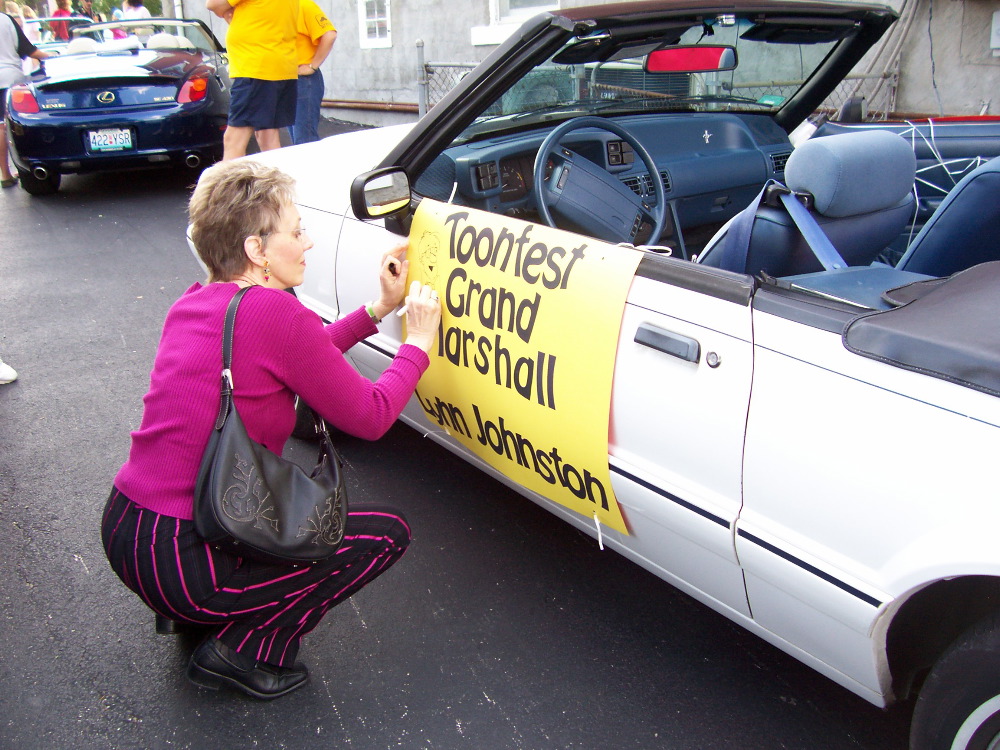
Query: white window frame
499 0 557 21
472 0 558 47
357 0 392 50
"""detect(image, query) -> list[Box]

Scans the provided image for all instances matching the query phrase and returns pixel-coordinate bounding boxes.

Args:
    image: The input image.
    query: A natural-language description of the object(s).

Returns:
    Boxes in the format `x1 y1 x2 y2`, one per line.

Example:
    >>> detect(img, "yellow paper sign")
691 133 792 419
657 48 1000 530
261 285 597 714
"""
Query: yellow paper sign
407 200 641 534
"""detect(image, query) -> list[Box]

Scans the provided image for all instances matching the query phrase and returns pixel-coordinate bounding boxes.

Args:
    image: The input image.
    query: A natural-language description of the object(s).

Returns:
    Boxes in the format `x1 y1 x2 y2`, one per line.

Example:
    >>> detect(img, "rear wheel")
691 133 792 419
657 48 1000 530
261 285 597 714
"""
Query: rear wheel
18 169 61 196
910 613 1000 750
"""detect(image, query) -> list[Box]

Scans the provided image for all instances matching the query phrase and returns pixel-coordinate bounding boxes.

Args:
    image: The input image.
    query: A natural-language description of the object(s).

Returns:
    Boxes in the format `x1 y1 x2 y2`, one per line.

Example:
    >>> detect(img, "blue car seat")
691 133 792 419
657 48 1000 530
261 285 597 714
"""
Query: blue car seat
894 156 1000 278
697 130 916 277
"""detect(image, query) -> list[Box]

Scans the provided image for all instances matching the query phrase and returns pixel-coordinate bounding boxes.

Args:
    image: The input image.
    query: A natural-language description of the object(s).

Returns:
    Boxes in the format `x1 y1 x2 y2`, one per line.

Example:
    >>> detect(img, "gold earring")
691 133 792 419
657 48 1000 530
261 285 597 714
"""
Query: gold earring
263 260 270 282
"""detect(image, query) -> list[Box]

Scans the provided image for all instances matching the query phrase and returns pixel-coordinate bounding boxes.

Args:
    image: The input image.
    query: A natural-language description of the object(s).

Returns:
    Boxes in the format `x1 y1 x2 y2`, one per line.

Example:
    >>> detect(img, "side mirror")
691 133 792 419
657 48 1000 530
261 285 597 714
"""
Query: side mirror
350 167 412 220
644 45 737 74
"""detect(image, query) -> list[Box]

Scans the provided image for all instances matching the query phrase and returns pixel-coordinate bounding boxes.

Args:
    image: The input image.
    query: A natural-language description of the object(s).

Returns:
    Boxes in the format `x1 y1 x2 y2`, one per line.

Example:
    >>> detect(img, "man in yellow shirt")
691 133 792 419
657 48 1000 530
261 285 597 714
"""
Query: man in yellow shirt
289 0 336 145
206 0 297 160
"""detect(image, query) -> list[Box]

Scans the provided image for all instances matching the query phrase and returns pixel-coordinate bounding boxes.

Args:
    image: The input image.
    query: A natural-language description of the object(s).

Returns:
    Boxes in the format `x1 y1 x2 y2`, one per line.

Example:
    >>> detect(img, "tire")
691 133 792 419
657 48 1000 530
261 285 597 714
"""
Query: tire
18 169 61 196
910 613 1000 750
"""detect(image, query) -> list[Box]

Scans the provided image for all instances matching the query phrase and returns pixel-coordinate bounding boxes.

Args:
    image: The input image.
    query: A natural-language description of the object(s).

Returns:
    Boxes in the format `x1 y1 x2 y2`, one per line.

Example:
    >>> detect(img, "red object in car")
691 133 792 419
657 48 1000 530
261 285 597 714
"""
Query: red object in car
646 45 734 72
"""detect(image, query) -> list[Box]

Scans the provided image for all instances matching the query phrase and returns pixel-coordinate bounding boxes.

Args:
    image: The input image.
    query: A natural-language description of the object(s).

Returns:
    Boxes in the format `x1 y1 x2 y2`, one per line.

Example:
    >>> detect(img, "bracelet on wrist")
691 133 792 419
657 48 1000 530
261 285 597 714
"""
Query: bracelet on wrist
365 301 382 324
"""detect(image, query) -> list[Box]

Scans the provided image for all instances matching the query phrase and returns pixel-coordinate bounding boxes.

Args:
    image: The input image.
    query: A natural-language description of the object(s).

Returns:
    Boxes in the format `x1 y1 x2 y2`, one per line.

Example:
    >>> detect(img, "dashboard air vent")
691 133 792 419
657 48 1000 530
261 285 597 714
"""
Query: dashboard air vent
622 170 672 197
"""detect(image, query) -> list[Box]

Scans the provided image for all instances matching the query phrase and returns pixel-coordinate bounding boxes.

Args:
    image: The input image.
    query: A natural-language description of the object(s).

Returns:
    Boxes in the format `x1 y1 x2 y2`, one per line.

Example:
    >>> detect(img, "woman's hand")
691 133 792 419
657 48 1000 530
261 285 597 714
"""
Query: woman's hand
402 281 441 354
371 243 408 321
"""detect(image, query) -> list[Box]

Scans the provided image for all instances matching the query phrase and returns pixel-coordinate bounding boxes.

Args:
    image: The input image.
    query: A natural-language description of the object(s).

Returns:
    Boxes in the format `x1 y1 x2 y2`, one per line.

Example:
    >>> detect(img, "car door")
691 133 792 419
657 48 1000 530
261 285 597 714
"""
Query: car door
608 255 755 618
338 200 757 619
737 284 1000 702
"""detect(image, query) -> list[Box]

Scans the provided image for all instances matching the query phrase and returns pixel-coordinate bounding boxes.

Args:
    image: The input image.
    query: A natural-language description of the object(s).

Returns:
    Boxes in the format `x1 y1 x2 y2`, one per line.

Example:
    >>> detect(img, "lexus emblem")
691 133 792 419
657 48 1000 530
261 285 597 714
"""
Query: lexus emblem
702 129 712 144
97 91 116 104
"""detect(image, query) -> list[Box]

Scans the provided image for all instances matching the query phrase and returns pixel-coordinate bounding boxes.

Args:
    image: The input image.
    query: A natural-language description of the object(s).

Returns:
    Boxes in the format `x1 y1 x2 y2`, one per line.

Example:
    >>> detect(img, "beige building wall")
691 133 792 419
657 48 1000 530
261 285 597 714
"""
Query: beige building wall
180 0 1000 126
893 0 999 117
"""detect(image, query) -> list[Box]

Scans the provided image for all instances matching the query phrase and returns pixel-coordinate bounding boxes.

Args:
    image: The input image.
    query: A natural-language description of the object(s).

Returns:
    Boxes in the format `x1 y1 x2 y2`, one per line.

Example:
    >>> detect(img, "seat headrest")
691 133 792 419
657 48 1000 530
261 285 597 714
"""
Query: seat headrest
785 130 915 218
65 37 99 54
146 32 179 49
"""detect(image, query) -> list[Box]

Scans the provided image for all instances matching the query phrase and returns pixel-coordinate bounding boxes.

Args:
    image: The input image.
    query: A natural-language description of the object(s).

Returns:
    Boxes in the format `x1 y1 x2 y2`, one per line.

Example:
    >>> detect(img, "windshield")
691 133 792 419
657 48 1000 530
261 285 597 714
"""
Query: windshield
458 13 843 142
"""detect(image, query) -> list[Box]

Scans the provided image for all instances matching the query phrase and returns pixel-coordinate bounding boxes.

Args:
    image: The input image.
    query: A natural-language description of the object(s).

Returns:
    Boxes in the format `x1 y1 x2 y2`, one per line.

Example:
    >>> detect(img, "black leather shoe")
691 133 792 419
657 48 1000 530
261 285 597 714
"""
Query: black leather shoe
155 614 214 636
187 637 309 700
155 615 181 634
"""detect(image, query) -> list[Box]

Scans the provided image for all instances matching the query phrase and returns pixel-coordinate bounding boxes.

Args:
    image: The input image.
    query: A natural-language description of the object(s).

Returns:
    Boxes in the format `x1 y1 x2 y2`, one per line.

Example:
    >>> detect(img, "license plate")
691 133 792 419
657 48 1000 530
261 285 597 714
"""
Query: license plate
88 128 133 152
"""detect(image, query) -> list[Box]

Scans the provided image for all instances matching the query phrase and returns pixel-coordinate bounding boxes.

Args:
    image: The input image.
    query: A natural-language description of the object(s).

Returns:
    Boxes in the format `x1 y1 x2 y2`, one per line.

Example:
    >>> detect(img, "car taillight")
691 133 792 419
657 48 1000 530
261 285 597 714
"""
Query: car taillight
10 85 39 114
177 77 208 104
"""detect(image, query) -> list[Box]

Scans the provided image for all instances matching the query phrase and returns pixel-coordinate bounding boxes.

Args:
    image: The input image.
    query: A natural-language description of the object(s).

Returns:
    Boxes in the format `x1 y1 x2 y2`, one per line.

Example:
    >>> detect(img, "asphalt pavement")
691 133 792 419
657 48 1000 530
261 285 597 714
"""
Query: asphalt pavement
0 121 911 749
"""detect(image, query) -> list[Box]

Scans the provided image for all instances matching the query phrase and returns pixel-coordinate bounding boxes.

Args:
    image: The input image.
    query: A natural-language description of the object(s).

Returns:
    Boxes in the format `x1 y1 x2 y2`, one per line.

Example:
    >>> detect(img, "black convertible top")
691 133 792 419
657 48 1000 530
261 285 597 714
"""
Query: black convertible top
844 262 1000 397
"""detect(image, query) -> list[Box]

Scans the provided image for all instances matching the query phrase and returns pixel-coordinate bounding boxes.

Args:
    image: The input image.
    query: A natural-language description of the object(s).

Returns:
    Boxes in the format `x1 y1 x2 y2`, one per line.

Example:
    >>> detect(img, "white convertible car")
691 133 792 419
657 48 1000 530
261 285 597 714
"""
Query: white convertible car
201 1 1000 747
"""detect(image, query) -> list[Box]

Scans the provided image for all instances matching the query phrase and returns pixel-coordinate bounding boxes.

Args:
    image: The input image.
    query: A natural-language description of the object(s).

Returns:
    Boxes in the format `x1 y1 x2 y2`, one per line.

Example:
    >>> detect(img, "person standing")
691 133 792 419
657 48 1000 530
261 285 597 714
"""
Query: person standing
120 0 151 20
80 0 104 22
288 0 335 146
1 8 48 187
50 0 72 41
109 5 127 38
20 4 40 44
207 0 297 160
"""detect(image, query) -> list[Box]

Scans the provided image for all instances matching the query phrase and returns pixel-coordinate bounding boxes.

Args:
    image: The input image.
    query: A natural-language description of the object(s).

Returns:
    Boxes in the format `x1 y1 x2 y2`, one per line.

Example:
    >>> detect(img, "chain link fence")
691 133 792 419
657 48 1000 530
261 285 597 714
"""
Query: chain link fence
421 62 479 114
816 71 899 121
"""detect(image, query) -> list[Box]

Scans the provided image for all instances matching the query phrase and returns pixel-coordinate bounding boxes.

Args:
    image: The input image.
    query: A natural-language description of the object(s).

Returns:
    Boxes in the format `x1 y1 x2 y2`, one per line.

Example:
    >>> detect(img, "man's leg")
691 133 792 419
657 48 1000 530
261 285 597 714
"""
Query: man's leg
255 129 282 151
289 75 306 145
304 71 323 144
222 125 254 161
292 72 322 145
0 121 15 181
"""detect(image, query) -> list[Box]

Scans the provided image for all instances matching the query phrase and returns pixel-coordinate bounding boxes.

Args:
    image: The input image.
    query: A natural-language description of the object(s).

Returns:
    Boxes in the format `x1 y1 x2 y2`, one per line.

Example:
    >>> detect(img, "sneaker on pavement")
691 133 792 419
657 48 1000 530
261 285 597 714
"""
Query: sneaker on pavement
0 359 18 384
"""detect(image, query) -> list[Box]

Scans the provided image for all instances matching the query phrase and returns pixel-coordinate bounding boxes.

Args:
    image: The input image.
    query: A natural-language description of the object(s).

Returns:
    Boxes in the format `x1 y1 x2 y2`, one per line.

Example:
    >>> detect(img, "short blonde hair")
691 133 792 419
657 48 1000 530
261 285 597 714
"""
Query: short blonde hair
189 160 296 283
21 3 35 17
5 1 22 16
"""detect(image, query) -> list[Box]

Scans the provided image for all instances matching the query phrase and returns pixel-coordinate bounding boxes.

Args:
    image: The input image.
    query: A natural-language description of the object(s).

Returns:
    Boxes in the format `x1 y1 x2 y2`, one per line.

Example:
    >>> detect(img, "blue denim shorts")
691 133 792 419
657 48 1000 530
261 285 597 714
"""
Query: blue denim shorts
228 78 296 130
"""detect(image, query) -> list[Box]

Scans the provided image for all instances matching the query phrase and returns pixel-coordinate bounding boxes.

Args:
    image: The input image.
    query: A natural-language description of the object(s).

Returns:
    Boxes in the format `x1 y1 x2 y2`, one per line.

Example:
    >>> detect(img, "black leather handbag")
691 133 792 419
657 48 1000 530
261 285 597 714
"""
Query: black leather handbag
193 286 348 564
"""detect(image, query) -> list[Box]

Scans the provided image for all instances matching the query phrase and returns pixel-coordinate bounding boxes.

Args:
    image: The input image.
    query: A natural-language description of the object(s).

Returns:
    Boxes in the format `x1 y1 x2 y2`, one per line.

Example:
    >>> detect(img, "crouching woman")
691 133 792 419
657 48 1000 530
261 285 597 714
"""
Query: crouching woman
101 160 440 700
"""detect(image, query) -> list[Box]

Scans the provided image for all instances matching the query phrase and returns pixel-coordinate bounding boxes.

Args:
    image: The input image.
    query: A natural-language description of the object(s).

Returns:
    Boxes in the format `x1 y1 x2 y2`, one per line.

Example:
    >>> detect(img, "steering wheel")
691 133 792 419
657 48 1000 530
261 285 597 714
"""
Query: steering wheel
532 116 667 245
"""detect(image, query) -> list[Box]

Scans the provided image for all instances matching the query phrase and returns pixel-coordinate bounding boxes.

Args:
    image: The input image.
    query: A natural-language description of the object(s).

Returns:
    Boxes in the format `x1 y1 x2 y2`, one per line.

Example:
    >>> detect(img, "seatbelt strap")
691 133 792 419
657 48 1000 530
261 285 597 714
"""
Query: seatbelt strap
716 182 770 274
717 181 848 274
777 192 847 271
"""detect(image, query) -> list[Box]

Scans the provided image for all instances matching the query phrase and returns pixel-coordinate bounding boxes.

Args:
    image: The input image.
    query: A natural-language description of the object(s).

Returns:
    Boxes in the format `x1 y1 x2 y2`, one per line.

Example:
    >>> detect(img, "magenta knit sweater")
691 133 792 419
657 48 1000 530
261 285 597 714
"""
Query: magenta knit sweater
114 282 429 520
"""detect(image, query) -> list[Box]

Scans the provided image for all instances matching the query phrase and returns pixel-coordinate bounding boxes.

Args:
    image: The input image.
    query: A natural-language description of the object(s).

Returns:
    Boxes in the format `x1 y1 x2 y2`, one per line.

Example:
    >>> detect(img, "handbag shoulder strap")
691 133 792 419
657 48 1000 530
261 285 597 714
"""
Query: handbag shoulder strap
222 285 253 375
212 285 253 430
215 285 330 439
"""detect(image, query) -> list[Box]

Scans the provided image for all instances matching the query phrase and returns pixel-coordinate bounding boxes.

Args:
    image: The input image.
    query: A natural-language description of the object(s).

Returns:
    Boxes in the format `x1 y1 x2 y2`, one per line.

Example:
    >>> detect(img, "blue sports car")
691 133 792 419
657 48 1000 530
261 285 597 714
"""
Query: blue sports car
6 18 230 195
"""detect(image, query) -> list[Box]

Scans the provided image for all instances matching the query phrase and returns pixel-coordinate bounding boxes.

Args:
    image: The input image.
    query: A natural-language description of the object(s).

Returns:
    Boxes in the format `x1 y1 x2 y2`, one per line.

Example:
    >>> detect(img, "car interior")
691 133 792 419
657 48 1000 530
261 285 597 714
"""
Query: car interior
401 13 1000 314
60 22 212 54
893 156 1000 278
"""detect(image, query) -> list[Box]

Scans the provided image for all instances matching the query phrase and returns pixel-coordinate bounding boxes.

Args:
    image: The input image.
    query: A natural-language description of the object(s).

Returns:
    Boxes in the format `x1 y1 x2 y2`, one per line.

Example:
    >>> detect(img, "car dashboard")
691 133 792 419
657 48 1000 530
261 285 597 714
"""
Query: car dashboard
413 112 793 258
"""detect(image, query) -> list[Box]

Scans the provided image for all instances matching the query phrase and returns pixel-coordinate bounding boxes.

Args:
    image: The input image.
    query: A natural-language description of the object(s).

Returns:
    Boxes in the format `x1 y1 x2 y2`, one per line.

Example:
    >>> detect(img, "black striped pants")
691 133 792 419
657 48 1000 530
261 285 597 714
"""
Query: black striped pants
101 487 410 667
